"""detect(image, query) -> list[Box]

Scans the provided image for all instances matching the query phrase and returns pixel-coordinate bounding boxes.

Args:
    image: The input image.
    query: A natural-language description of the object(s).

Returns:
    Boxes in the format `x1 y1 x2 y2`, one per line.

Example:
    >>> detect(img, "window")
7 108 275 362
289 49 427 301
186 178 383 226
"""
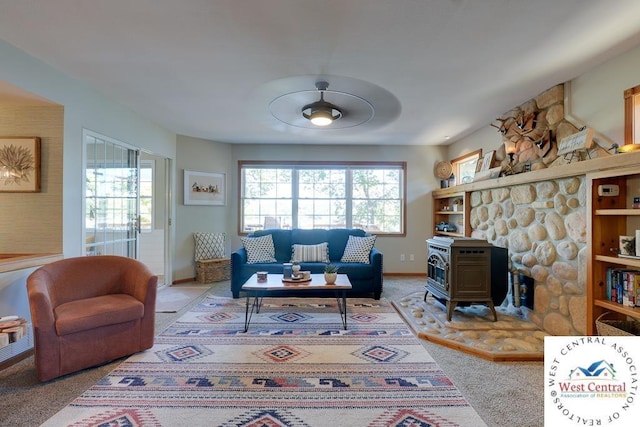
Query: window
450 150 481 185
139 160 154 232
239 161 406 235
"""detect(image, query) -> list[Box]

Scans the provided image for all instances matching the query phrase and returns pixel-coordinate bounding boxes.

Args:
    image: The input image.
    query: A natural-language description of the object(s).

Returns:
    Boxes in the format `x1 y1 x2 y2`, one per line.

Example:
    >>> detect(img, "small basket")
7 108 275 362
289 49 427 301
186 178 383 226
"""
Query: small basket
196 258 230 283
595 312 640 336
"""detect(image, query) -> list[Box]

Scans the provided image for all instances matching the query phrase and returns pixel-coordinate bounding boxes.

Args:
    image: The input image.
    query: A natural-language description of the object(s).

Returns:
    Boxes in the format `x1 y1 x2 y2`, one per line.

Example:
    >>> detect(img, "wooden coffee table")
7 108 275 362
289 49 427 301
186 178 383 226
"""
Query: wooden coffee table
241 273 352 332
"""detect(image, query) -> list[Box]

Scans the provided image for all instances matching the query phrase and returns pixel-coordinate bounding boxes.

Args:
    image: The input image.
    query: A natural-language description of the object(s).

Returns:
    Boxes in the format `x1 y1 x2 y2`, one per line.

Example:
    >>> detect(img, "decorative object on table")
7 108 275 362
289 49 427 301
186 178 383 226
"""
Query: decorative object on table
324 263 339 284
283 262 293 279
291 261 301 277
0 137 41 192
183 170 226 205
257 271 268 282
619 235 635 256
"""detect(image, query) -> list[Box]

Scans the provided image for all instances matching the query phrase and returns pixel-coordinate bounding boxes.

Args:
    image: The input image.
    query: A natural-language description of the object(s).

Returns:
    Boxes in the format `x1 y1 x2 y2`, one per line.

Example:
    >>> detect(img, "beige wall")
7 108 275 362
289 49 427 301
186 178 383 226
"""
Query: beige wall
175 135 233 280
449 43 640 160
173 141 448 281
229 144 447 276
0 105 63 253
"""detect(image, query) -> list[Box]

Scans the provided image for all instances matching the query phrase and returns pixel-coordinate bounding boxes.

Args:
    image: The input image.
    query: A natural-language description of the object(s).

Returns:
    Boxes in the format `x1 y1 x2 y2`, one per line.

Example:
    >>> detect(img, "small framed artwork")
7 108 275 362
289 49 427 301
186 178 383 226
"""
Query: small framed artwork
184 170 226 206
0 137 41 192
480 150 495 171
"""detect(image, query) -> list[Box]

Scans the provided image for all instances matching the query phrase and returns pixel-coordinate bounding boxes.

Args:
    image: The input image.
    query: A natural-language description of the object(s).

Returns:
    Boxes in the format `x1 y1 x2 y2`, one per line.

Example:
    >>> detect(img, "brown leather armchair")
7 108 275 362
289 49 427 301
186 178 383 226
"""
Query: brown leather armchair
26 256 157 382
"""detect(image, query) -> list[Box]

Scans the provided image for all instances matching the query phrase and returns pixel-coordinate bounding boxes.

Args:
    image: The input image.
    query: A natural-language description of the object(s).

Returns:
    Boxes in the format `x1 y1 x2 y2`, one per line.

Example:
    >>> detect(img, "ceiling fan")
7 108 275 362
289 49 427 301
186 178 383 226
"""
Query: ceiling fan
253 75 401 133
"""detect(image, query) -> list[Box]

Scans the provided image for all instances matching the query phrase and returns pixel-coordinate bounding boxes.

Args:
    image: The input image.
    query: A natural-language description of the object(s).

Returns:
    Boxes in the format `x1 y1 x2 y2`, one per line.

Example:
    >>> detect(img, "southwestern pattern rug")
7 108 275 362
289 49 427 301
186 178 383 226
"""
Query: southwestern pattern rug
43 296 487 427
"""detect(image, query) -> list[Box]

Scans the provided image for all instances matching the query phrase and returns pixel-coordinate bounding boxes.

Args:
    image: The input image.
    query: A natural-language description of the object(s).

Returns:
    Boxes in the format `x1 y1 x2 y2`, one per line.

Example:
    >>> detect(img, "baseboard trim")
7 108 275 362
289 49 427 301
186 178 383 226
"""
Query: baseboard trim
172 277 197 285
384 272 426 277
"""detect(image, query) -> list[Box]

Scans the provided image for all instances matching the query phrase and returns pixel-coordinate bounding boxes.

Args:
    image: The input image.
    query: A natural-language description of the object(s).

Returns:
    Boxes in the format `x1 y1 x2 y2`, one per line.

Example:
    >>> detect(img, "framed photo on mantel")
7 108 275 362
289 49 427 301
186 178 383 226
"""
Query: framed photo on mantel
0 137 41 192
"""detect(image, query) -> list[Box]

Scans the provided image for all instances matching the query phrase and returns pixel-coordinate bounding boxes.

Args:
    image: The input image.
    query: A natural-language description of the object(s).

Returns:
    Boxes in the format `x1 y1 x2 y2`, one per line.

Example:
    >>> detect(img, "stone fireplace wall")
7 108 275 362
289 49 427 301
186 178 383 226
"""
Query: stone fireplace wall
469 177 587 335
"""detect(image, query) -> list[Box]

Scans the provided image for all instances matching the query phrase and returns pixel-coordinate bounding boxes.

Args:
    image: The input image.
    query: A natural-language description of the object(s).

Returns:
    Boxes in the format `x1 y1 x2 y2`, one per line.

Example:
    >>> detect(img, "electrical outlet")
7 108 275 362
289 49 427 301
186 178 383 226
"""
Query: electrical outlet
409 254 415 261
400 254 405 261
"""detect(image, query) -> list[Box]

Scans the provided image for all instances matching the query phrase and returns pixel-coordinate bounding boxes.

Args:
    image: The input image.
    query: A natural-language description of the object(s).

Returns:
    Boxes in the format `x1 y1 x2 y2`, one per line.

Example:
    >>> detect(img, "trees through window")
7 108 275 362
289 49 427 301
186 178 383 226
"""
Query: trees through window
239 161 405 235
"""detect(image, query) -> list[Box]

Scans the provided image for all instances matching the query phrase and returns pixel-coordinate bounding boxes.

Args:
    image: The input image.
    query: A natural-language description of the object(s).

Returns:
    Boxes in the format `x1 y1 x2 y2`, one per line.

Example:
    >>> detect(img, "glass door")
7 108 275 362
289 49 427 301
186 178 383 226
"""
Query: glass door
84 130 140 258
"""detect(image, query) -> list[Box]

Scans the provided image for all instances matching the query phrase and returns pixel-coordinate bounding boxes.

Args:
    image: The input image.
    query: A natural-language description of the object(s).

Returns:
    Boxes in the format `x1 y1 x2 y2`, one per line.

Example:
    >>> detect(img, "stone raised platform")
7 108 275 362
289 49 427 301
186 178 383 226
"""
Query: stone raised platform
393 292 547 361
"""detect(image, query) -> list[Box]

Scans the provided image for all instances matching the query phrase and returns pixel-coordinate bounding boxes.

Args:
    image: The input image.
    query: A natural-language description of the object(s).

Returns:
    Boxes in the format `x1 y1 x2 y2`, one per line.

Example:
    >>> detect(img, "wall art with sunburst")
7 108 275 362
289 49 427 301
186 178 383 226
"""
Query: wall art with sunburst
0 137 41 192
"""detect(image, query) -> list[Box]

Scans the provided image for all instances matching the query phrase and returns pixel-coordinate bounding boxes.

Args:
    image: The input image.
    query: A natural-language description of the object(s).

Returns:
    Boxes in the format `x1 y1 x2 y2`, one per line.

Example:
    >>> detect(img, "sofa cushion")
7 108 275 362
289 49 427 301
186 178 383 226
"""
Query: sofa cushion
327 228 367 260
341 235 376 263
291 228 329 245
291 242 330 263
242 234 277 264
252 229 292 262
54 294 144 336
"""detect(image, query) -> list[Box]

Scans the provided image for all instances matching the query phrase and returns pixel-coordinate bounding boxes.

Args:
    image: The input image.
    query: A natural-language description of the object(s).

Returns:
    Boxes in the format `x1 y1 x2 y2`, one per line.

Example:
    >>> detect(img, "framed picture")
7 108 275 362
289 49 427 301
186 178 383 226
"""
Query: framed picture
480 150 495 171
0 137 41 192
184 170 226 206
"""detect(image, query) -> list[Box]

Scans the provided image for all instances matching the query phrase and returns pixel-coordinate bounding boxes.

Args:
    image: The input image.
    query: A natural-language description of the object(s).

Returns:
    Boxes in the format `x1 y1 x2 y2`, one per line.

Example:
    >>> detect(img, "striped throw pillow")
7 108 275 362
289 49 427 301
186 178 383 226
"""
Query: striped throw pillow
291 242 330 263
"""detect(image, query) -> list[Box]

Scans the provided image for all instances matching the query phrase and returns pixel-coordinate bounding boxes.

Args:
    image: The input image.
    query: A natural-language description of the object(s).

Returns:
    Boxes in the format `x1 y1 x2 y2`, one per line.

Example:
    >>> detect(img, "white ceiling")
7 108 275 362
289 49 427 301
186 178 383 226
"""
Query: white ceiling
1 0 640 146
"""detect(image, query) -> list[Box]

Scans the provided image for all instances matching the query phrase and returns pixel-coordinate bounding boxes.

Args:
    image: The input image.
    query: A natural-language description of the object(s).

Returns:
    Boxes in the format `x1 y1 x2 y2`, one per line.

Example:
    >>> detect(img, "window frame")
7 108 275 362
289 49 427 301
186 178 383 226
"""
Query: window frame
238 160 407 236
139 159 154 233
450 149 482 185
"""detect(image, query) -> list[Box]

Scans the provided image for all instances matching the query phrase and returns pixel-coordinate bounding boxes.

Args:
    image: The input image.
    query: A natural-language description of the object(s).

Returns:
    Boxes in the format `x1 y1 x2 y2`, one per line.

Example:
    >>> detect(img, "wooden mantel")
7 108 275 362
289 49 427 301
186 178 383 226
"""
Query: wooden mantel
433 151 640 197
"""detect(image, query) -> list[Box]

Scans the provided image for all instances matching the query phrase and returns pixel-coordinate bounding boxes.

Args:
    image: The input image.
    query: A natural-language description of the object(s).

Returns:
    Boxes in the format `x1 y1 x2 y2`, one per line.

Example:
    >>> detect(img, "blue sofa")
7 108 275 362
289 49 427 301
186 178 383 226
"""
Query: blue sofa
231 228 383 299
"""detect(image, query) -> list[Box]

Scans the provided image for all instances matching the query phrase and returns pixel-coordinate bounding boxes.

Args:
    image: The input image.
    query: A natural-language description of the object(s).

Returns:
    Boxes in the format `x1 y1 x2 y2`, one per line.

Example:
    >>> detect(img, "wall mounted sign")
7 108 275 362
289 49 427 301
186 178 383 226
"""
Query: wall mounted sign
557 127 594 156
184 170 226 205
0 137 41 192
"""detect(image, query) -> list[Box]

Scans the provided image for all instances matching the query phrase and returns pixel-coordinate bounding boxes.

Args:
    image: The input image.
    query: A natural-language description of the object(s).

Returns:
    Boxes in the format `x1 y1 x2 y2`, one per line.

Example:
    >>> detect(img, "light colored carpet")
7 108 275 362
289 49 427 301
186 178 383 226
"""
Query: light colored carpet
154 284 211 313
393 291 548 361
0 278 544 427
42 296 487 427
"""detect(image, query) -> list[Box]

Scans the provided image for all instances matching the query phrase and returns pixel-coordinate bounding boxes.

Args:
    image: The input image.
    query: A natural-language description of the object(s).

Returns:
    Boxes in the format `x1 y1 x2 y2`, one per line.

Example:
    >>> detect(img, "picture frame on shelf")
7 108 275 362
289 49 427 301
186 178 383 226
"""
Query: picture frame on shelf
480 150 495 171
184 170 226 206
0 137 41 193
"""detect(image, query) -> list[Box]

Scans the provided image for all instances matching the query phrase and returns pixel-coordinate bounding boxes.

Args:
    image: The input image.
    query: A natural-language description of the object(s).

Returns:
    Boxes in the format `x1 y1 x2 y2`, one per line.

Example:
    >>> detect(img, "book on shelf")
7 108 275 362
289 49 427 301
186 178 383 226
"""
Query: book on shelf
606 268 640 307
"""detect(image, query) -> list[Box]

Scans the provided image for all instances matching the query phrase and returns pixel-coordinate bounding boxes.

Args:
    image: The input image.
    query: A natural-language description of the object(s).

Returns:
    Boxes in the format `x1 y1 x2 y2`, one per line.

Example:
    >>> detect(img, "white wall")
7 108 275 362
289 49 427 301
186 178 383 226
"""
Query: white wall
0 40 177 260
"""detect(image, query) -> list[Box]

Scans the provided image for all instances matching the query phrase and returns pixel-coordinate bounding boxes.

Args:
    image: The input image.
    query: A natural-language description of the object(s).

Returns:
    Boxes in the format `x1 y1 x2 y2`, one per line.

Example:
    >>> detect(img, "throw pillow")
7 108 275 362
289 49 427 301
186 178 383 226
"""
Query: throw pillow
291 242 330 263
340 235 376 263
194 232 226 261
242 234 277 264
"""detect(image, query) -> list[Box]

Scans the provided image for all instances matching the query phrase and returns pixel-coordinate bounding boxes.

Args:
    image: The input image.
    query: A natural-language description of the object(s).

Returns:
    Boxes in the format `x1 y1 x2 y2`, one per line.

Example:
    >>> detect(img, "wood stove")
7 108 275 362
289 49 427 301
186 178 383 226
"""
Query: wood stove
425 236 498 321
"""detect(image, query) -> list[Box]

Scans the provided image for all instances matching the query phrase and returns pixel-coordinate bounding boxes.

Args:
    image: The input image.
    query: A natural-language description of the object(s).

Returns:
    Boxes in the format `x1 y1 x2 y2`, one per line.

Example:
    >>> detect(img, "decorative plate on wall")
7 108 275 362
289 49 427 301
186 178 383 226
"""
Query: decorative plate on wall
435 161 453 180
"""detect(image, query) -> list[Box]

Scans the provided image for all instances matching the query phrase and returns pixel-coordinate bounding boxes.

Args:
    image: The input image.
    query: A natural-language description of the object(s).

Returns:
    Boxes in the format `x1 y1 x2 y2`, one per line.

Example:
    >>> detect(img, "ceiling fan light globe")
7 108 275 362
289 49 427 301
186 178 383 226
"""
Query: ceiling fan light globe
310 112 333 126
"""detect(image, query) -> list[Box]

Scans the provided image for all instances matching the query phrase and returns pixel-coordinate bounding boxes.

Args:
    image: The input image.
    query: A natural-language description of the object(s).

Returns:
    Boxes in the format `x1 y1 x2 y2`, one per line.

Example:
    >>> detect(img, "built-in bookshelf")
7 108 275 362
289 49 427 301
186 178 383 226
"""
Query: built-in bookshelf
587 165 640 334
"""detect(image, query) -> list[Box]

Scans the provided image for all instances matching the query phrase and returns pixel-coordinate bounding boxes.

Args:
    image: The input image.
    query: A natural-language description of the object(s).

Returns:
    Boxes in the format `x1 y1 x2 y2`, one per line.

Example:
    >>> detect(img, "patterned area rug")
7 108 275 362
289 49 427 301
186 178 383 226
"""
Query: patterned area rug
43 296 487 427
393 292 548 361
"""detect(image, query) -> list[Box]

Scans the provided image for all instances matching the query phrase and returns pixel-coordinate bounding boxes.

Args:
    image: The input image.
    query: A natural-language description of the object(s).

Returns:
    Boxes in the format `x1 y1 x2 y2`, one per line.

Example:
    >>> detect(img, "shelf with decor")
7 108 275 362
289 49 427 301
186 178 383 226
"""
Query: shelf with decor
586 165 640 335
433 191 469 238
